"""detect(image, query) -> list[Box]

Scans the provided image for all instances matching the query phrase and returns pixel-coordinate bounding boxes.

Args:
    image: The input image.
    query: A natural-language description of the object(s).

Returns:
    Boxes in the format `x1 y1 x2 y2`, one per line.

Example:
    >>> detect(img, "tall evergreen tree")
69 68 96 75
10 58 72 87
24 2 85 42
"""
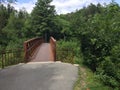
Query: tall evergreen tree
3 9 28 49
0 4 14 49
0 0 16 3
31 0 56 42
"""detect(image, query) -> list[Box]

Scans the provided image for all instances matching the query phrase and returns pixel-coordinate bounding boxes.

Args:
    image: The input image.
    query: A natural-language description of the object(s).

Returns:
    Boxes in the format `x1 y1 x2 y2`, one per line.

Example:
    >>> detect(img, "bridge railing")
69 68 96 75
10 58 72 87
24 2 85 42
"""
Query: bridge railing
50 37 56 61
24 37 44 62
56 49 74 64
0 49 24 68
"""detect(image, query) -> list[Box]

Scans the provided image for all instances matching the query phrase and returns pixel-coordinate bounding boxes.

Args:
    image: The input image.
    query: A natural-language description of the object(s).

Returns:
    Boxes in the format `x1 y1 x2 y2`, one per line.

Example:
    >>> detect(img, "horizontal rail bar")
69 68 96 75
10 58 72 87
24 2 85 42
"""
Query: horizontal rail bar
24 37 44 62
0 49 24 69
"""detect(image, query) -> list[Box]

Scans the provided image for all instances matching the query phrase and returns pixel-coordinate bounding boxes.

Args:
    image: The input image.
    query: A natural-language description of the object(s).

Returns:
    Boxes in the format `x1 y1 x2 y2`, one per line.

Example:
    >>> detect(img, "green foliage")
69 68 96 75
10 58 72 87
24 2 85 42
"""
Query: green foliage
74 65 112 90
64 2 120 89
56 40 80 63
96 45 120 89
0 4 15 49
30 0 57 41
3 10 28 49
55 15 71 39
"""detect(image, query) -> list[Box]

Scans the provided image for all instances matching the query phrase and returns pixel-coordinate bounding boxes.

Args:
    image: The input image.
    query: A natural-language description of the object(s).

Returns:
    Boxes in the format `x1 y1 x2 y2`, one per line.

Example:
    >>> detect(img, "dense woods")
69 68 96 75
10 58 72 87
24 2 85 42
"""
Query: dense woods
0 0 120 89
62 2 120 89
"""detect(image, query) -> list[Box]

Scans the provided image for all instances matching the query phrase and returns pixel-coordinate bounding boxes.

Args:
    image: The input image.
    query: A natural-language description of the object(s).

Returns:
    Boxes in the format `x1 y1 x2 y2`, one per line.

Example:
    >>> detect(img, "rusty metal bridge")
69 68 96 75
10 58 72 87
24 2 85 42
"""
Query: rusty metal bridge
0 37 56 68
24 37 56 62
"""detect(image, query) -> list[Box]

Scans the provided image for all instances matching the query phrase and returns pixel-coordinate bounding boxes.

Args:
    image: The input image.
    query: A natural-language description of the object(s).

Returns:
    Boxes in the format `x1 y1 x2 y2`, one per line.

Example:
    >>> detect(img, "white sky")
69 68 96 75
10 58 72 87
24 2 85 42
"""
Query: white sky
11 0 111 14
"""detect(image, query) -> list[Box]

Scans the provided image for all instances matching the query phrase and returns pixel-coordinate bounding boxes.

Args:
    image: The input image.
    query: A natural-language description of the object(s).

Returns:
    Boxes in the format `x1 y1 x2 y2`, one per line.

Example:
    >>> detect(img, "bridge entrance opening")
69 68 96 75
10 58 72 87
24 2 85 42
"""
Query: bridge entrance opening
44 30 50 43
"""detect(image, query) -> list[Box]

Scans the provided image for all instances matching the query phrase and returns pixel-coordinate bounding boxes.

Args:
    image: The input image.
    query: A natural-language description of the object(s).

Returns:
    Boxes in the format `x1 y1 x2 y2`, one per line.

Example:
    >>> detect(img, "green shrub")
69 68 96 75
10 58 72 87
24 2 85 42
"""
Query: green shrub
56 40 80 63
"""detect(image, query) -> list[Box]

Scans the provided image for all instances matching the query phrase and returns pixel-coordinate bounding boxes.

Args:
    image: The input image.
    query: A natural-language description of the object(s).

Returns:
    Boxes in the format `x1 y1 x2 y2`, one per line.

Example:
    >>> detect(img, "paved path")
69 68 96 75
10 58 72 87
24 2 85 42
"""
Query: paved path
0 62 78 90
31 43 54 62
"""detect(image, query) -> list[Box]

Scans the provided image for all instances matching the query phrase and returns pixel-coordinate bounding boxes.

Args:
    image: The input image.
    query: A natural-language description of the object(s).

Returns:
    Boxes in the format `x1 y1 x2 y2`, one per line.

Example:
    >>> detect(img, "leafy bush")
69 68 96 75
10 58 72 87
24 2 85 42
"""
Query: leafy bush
56 40 80 63
69 2 120 89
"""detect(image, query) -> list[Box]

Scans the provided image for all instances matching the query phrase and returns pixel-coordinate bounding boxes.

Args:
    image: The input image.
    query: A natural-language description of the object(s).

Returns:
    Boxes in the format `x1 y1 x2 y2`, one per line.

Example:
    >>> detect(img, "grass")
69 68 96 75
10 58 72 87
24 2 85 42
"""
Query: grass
74 57 112 90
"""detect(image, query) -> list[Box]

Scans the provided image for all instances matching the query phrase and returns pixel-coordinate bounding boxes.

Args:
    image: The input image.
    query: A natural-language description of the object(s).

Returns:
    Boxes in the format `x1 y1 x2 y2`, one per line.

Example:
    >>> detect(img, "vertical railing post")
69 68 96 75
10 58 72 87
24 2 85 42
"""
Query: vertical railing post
54 42 56 61
50 37 56 61
1 53 4 68
24 42 28 62
54 41 56 61
0 49 24 69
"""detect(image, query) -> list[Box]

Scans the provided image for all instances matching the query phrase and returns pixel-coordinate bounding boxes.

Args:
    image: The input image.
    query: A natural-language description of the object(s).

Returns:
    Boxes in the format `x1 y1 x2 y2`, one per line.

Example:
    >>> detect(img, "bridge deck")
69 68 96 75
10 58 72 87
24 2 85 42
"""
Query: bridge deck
31 43 54 62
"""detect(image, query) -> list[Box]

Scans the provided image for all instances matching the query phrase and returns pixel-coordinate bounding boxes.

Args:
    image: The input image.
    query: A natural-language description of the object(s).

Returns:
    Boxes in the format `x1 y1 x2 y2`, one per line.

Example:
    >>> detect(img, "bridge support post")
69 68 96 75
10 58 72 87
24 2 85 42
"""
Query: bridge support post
24 42 28 62
50 37 56 61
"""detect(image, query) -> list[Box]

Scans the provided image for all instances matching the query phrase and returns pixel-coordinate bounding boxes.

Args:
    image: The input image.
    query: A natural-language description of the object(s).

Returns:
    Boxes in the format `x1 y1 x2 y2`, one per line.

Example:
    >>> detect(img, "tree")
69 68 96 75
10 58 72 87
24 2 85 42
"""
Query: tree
0 4 14 49
3 9 28 49
59 2 120 88
0 0 16 3
0 4 7 31
31 0 56 42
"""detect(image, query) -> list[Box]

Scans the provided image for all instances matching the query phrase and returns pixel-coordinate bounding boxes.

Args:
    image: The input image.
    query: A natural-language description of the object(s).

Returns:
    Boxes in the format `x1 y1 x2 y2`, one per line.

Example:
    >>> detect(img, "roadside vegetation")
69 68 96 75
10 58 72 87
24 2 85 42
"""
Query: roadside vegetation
56 40 112 90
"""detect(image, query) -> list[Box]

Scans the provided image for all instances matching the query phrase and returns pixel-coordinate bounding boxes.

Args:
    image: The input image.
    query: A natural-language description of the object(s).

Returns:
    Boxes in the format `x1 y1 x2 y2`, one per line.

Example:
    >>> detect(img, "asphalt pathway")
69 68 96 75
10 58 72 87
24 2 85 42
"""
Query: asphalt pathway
0 62 78 90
